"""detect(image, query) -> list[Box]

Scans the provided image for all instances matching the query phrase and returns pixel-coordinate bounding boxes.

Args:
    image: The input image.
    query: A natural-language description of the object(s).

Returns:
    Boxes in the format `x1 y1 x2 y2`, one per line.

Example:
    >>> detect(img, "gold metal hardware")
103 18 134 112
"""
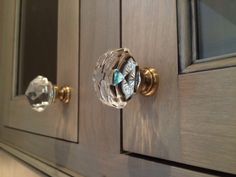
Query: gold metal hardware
139 67 159 96
54 86 72 103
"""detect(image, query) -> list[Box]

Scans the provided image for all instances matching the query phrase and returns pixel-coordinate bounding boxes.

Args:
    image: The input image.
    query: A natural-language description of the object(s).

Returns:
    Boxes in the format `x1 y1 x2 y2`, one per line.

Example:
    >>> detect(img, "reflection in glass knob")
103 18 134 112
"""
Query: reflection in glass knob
93 48 159 109
25 76 71 112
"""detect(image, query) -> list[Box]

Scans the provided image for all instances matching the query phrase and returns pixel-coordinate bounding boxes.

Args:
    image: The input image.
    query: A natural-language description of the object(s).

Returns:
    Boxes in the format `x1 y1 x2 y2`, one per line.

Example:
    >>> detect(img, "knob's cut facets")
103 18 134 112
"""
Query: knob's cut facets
93 48 141 109
113 69 125 86
25 75 56 112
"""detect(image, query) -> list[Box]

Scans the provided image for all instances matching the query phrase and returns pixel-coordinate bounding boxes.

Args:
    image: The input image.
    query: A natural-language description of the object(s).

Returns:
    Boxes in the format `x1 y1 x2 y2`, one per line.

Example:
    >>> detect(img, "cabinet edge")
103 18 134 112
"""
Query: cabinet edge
0 142 84 177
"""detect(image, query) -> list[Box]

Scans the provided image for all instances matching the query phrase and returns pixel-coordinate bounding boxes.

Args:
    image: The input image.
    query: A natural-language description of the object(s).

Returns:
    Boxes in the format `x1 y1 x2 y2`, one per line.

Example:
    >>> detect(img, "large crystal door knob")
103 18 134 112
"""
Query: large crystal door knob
25 76 71 112
93 48 159 109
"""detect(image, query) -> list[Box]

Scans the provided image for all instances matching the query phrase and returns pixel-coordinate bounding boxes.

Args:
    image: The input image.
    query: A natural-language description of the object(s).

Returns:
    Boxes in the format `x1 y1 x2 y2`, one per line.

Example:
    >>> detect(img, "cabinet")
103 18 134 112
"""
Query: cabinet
122 0 236 174
0 0 235 177
1 0 79 142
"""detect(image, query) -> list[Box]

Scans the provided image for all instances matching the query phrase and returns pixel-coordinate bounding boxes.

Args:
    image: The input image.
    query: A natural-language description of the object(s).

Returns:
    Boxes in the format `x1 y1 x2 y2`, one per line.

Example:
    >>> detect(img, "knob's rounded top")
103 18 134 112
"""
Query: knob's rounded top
93 48 141 109
25 75 56 112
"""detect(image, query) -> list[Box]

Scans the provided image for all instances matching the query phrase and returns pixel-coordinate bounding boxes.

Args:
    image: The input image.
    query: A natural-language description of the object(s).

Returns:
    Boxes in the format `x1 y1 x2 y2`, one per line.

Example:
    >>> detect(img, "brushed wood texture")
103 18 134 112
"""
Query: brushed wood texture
179 67 236 173
122 0 180 160
0 135 217 177
1 0 236 176
79 0 121 153
122 0 236 174
0 148 47 177
1 0 79 142
0 0 221 176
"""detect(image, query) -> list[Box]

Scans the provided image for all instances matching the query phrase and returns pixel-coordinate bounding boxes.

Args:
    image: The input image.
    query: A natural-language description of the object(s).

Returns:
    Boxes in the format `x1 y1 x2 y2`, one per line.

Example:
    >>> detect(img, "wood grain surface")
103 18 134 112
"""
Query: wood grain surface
1 0 79 142
122 0 236 174
0 0 235 176
122 0 181 164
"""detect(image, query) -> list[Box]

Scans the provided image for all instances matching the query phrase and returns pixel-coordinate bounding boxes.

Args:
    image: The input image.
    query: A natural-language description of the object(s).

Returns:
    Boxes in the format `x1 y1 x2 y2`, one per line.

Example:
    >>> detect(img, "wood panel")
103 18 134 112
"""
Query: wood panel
79 0 120 153
1 0 79 142
122 0 236 174
0 0 224 176
1 0 235 176
0 135 218 177
179 67 236 173
122 0 180 161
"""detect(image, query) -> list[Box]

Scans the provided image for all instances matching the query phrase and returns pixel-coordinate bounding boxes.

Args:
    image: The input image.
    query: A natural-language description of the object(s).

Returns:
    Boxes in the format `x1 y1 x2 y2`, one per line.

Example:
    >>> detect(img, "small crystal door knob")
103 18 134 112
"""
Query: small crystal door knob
93 48 159 109
25 75 71 112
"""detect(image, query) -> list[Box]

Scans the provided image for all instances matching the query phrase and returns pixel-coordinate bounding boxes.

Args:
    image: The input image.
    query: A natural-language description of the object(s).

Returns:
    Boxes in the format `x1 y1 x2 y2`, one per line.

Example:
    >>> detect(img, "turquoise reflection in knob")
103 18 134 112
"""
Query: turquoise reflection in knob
113 69 125 86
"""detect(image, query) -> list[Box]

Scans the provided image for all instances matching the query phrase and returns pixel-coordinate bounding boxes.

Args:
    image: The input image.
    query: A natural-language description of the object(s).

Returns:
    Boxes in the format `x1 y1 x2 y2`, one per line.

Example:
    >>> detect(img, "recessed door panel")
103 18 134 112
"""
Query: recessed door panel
2 0 79 142
122 0 179 158
122 0 236 174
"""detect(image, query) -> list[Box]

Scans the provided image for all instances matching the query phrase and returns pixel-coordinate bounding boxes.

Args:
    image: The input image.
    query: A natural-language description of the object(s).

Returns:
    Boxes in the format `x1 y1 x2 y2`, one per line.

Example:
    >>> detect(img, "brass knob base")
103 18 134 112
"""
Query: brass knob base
54 86 71 103
138 68 159 96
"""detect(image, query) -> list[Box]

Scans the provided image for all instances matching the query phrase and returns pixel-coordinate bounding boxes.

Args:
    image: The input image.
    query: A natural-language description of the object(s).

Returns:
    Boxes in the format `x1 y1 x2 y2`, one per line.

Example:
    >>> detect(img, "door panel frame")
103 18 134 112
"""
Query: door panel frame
122 0 236 174
178 0 236 73
1 0 236 176
1 0 79 142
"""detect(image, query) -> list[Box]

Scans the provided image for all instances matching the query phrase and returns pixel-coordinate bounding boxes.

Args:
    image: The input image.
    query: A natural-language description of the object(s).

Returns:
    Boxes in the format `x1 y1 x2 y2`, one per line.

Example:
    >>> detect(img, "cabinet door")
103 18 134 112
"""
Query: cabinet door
122 0 236 174
1 0 79 142
1 0 235 177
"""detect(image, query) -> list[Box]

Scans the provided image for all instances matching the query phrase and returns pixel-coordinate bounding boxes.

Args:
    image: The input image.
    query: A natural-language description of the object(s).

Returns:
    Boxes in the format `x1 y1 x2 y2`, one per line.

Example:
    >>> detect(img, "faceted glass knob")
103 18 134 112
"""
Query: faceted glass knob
93 48 159 109
25 76 71 112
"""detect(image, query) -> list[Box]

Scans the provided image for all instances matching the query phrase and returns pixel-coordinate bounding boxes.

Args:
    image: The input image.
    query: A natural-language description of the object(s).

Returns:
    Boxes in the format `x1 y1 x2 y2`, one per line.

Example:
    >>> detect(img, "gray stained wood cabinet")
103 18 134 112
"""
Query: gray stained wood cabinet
0 0 79 142
0 0 235 177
